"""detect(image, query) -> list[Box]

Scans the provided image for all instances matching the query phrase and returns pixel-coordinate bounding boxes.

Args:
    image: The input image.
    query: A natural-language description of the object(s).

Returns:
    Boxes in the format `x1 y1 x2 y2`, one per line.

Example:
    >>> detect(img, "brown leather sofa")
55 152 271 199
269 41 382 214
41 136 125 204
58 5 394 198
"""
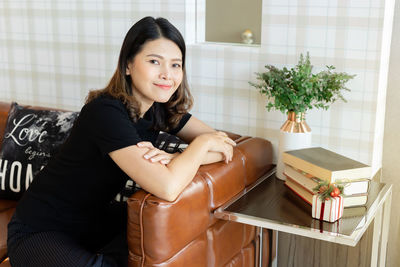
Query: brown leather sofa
0 101 273 266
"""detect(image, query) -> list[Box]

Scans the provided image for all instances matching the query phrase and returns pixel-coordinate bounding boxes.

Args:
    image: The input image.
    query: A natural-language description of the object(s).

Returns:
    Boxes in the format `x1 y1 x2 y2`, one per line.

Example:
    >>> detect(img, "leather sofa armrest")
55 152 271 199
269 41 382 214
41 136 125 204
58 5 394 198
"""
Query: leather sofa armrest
126 136 274 266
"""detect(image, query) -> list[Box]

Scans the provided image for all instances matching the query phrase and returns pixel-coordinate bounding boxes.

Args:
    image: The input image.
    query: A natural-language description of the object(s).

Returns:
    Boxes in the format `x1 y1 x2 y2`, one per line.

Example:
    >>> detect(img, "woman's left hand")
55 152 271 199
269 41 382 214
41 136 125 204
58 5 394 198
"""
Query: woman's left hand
137 141 178 165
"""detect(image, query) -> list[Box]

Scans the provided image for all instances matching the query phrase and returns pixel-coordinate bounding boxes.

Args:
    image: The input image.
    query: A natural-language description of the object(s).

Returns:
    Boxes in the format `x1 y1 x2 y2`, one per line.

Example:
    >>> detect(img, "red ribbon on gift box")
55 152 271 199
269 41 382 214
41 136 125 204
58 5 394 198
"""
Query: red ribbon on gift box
320 201 325 221
312 195 344 222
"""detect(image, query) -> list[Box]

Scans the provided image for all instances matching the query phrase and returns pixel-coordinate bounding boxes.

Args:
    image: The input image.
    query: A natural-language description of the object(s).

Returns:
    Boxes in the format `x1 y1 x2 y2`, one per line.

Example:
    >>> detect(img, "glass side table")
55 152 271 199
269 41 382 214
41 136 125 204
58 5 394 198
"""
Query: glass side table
214 168 392 267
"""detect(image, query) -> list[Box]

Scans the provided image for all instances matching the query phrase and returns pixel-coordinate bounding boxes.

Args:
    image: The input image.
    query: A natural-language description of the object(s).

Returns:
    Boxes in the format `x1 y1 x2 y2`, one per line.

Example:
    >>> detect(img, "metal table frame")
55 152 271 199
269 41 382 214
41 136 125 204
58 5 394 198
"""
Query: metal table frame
214 168 392 267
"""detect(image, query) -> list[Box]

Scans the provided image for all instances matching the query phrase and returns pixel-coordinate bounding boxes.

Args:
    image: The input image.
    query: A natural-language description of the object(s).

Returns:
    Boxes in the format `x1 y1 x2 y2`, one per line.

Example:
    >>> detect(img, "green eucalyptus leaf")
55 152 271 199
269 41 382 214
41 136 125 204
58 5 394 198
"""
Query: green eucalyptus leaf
249 53 355 114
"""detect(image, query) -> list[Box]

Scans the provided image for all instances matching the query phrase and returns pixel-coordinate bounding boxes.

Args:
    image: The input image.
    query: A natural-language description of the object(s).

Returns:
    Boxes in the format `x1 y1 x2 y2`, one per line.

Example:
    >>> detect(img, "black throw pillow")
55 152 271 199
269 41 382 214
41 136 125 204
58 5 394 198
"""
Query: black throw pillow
0 102 79 200
154 131 188 154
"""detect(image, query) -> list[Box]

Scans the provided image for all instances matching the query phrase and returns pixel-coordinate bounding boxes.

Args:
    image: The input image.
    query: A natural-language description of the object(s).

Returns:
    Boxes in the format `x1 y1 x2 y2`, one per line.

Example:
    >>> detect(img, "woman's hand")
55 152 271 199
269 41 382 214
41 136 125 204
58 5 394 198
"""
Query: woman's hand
136 142 178 165
196 131 236 164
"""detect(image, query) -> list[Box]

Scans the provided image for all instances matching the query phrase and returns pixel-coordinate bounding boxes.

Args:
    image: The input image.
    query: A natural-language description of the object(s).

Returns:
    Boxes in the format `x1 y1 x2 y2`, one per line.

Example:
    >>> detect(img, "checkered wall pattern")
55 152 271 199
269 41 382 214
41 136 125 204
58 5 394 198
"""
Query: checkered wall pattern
0 0 385 166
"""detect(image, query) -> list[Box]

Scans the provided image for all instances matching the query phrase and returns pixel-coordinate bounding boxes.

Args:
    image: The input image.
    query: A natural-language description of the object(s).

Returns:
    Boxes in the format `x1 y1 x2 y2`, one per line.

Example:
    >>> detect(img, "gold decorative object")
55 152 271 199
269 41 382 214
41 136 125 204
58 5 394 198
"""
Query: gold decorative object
280 111 311 133
277 111 312 180
241 29 254 44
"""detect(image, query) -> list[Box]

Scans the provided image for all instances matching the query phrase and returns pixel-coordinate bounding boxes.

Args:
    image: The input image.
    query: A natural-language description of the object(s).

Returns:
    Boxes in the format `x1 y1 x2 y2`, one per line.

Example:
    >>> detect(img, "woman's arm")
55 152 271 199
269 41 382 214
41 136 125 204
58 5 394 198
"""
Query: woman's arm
109 132 235 202
176 116 228 165
140 116 227 165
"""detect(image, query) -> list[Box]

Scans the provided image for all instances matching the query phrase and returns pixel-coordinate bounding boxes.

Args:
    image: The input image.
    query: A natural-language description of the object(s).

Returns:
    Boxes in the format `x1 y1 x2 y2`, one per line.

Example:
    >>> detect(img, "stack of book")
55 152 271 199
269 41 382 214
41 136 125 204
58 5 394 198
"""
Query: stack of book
282 147 372 208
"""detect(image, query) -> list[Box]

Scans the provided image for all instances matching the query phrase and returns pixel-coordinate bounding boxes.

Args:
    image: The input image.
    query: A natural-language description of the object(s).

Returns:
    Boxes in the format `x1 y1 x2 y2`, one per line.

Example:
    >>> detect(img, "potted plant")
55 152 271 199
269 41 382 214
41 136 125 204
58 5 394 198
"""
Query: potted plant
250 53 355 179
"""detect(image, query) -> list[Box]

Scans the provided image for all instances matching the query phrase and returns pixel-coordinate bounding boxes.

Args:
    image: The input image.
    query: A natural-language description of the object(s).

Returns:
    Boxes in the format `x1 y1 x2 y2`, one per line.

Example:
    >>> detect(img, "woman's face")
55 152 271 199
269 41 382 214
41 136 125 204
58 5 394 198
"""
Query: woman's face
126 38 183 113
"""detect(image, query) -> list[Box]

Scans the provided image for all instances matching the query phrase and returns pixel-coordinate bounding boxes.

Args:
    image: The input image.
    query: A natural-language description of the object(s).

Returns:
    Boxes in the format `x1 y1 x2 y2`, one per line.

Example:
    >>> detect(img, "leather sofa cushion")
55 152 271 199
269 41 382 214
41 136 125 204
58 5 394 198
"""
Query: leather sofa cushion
0 206 15 262
206 220 255 266
127 176 210 262
223 243 255 267
235 137 274 186
0 199 17 261
128 232 208 267
199 151 247 211
0 201 17 212
0 258 10 267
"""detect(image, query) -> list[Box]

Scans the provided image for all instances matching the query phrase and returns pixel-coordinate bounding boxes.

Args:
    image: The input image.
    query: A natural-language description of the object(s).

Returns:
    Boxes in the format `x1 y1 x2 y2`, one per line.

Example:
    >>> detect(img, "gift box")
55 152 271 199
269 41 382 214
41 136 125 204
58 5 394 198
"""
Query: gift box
312 194 343 222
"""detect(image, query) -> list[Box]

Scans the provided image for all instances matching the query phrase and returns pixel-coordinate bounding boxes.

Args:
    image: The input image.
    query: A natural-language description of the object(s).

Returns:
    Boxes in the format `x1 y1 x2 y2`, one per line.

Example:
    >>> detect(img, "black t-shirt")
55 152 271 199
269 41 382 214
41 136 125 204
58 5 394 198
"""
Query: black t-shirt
16 96 191 237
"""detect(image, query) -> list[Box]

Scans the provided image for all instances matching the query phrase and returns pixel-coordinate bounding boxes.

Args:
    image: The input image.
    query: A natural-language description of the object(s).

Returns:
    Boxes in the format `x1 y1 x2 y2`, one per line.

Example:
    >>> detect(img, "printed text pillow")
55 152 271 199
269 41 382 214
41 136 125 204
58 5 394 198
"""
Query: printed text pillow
0 102 79 200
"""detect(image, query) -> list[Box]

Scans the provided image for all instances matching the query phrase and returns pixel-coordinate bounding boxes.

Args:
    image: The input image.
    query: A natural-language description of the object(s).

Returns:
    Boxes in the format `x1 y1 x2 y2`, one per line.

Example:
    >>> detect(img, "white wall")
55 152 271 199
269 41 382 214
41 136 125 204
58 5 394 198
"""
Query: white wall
382 0 400 266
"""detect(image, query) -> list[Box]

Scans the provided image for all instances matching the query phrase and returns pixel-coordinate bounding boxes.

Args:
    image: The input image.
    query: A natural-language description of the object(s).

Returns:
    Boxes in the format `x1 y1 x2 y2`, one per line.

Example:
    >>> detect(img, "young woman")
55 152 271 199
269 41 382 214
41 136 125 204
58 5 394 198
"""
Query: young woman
7 16 236 267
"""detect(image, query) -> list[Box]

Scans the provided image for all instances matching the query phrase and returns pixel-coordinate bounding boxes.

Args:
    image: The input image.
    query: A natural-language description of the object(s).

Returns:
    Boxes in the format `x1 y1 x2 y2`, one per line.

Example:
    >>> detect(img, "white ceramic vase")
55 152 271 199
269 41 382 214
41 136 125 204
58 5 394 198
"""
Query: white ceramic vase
276 112 312 180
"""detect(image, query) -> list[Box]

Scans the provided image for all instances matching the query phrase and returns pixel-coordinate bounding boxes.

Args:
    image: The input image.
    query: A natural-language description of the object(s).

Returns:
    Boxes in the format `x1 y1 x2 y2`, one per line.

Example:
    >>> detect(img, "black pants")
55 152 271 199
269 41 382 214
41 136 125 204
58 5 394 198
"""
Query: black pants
7 203 128 267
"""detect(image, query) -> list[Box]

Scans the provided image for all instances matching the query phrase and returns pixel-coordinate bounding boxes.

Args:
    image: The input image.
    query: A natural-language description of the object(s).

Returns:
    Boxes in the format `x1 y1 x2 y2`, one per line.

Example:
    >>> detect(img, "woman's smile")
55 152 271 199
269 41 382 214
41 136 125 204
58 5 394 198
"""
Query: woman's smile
154 83 173 90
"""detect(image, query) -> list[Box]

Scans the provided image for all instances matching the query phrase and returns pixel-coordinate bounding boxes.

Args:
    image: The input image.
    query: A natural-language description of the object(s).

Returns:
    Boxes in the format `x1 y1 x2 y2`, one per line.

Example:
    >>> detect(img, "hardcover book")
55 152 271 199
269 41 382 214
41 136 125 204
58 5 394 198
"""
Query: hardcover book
284 176 315 205
343 193 368 207
283 147 371 183
284 164 370 196
341 179 370 196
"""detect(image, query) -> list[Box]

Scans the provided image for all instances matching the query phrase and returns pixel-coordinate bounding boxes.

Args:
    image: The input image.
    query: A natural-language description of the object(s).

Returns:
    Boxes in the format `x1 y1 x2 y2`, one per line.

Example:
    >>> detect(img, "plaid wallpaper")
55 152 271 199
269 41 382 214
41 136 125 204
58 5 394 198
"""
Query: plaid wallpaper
0 0 389 169
186 0 388 170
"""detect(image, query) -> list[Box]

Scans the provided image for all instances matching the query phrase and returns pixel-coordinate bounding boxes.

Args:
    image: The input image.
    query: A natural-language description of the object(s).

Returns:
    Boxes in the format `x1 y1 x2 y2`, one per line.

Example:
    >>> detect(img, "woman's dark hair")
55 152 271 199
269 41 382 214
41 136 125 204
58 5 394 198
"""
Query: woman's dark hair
86 16 193 131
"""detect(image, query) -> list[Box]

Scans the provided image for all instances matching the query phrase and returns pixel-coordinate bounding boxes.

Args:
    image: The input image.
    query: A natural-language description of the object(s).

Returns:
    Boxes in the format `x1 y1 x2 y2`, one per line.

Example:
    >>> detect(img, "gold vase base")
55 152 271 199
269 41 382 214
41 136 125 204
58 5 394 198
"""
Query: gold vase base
280 111 311 133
